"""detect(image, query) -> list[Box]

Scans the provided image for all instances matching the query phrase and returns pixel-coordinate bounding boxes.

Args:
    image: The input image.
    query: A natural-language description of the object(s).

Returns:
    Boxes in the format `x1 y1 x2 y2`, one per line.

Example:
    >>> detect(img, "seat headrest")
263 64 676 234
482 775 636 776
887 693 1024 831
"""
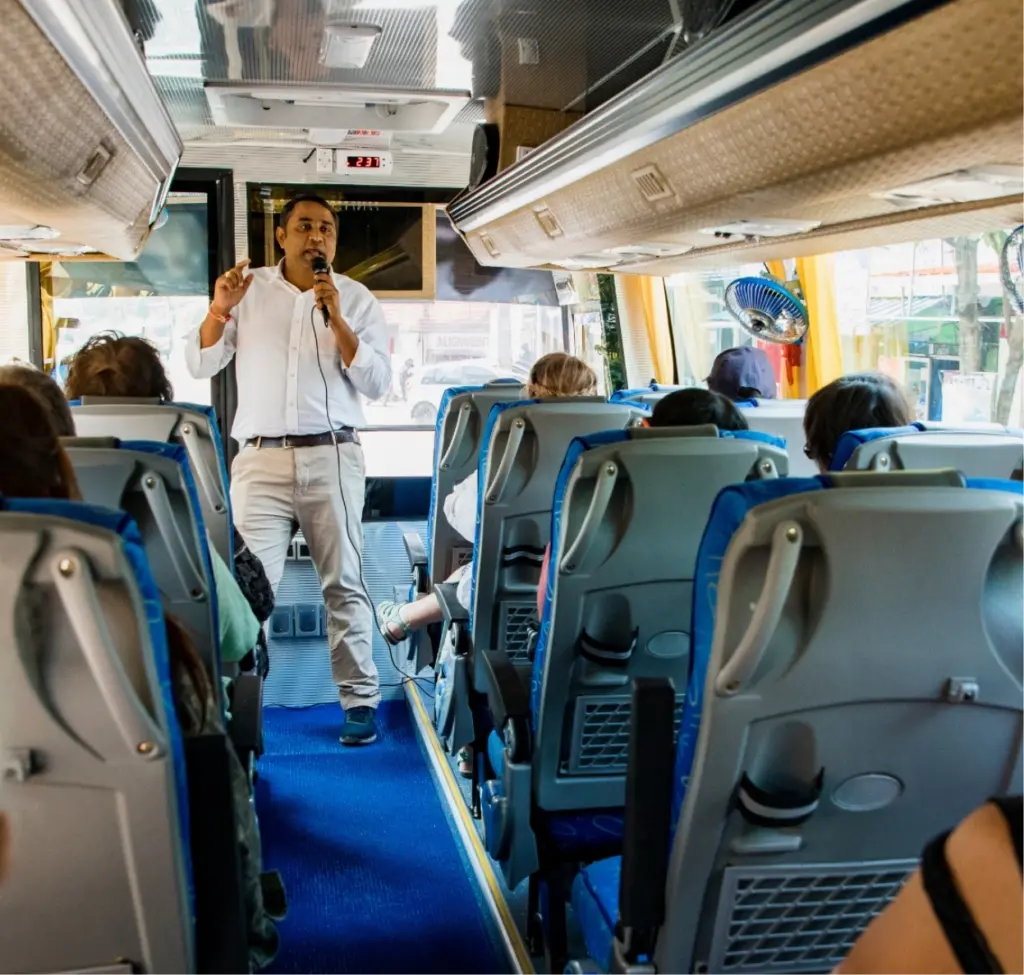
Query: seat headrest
829 426 928 471
0 495 140 537
76 395 163 406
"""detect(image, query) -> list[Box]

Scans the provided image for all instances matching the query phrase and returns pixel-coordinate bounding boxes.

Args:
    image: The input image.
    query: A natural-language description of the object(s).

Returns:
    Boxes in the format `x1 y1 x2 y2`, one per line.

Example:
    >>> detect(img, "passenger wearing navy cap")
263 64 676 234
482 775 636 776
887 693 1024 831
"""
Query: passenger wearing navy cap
706 346 778 401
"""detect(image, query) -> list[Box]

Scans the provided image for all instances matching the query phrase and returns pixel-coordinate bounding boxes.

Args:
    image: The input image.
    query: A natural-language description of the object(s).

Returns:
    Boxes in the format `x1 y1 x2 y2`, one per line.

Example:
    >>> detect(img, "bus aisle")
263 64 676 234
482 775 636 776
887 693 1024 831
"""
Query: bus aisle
256 700 509 974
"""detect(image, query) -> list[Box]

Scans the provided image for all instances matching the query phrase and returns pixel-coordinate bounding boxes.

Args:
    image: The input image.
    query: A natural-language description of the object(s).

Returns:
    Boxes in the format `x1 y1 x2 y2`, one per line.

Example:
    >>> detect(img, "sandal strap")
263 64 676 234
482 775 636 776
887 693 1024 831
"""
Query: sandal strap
376 601 411 644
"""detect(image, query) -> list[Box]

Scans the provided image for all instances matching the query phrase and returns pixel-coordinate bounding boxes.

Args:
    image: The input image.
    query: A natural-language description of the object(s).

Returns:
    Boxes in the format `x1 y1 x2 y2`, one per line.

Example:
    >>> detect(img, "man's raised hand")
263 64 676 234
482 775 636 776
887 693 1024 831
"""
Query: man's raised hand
212 258 254 315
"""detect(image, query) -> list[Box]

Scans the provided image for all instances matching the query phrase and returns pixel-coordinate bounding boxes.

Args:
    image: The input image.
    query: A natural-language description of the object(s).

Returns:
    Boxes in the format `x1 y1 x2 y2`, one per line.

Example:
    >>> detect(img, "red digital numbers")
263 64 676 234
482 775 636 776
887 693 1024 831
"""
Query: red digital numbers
347 155 382 168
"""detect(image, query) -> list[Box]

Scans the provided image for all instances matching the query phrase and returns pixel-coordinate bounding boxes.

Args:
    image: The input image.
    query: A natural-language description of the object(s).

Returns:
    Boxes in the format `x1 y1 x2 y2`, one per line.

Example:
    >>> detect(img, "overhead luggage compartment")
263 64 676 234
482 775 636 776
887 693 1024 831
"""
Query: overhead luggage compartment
447 0 1023 274
0 0 182 261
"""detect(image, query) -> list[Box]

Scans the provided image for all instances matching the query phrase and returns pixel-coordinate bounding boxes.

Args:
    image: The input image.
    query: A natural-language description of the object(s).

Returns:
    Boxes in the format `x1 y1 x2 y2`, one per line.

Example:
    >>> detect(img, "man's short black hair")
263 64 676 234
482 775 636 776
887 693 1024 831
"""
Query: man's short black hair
279 193 338 231
650 387 750 431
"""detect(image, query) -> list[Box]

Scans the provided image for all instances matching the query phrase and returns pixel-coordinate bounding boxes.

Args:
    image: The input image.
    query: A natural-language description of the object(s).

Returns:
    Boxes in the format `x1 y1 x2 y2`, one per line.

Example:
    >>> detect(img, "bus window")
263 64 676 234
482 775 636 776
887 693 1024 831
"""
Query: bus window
358 298 567 476
665 232 1022 426
39 195 212 405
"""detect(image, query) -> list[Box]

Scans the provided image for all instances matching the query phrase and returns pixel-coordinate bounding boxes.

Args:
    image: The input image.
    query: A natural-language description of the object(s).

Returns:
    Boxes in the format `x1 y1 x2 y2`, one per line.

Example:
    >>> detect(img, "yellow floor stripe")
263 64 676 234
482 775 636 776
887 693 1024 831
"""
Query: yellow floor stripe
405 683 535 974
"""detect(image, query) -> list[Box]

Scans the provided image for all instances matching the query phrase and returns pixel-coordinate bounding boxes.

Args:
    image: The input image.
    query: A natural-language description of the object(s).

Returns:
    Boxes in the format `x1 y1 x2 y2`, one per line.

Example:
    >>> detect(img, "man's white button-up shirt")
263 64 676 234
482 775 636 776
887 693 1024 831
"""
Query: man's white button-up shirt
185 260 392 442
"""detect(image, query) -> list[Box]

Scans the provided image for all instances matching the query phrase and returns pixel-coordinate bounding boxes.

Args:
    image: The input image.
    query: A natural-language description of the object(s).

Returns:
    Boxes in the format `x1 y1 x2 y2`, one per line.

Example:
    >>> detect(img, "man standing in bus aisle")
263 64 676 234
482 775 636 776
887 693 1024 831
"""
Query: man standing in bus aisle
185 194 392 746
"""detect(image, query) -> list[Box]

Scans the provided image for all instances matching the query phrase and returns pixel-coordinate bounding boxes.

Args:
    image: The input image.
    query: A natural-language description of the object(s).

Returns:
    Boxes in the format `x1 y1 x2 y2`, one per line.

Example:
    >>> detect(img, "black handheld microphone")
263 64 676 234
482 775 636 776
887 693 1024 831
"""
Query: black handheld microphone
311 255 331 326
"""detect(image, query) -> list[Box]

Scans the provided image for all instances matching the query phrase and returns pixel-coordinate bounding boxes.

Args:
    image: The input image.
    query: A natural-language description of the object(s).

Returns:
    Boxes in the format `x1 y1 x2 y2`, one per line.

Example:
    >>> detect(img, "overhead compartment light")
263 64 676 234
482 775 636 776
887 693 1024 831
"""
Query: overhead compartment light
875 166 1024 208
320 24 382 70
205 84 470 135
1 0 182 260
606 243 693 258
552 254 624 270
0 225 60 241
700 219 823 239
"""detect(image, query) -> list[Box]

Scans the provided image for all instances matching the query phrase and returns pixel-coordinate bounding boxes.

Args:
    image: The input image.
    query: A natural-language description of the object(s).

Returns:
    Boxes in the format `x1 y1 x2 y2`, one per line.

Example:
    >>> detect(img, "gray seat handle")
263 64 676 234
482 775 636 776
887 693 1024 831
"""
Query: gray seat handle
439 402 472 471
715 520 803 697
49 548 166 759
180 421 227 515
560 460 618 574
485 417 525 504
140 468 208 602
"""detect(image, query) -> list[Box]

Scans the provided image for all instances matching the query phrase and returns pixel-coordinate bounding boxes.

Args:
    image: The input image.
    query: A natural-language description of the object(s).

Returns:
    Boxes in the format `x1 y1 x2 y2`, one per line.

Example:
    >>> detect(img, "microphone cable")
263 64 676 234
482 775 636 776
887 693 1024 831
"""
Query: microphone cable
309 301 433 693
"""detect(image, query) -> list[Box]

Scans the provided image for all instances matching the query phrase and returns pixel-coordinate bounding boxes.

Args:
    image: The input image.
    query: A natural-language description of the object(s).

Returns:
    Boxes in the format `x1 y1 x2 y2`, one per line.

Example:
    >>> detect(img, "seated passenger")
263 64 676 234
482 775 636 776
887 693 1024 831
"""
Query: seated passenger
536 387 749 615
0 362 76 436
0 384 279 969
706 346 778 401
838 796 1022 974
375 352 599 645
63 332 262 667
803 372 912 473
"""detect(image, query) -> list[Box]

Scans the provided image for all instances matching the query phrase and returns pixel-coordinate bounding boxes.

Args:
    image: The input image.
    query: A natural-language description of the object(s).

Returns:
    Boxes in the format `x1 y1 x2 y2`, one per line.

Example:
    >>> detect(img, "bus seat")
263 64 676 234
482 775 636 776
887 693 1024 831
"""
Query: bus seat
570 471 1023 973
0 498 194 973
70 398 234 566
739 399 815 475
62 438 222 685
432 398 643 756
832 425 1024 478
416 380 525 594
609 382 678 405
479 427 788 898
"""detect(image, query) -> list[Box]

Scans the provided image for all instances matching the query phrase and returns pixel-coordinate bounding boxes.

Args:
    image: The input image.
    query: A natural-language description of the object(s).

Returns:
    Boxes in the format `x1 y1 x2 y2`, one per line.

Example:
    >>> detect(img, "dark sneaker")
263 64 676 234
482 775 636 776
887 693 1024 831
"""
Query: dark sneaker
340 706 378 746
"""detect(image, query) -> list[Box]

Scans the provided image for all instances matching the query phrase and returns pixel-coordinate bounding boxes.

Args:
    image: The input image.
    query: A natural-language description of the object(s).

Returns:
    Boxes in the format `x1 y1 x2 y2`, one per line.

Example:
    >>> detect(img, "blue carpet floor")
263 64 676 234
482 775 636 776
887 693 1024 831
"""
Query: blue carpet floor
256 702 508 974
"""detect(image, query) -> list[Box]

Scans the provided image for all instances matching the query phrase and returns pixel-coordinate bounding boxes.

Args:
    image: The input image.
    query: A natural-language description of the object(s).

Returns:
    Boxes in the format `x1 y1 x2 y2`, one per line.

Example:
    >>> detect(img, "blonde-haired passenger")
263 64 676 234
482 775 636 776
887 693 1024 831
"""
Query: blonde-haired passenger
375 353 598 644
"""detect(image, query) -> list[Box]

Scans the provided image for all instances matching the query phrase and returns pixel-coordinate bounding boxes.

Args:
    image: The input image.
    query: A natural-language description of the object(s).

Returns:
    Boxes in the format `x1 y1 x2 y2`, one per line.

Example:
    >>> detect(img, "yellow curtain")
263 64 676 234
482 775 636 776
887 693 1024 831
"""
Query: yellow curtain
39 261 56 371
764 260 800 397
616 275 675 384
795 254 843 397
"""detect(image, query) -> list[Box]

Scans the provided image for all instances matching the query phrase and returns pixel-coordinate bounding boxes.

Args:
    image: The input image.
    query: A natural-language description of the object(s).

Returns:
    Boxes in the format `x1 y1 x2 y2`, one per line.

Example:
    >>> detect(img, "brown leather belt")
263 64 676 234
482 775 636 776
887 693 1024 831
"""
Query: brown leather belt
246 429 360 449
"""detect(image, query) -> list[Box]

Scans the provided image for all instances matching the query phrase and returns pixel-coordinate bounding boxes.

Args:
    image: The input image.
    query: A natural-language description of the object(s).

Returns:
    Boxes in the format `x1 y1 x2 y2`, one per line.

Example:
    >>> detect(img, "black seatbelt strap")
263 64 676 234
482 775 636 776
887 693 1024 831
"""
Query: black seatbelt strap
577 627 639 668
500 544 546 568
736 769 825 828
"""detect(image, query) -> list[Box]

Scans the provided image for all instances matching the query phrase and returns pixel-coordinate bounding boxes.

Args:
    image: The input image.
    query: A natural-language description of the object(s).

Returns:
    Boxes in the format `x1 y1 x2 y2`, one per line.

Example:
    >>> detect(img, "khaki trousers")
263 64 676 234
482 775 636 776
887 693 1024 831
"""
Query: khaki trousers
230 442 379 710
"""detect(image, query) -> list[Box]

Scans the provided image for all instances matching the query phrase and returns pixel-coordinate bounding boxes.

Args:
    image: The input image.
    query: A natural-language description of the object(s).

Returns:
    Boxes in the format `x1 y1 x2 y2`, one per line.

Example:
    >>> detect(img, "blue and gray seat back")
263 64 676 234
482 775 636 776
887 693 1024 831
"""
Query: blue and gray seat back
428 380 524 583
739 399 815 475
609 382 679 406
655 470 1023 974
832 423 1024 478
62 437 221 684
70 398 233 565
0 498 194 973
532 427 789 815
469 398 644 680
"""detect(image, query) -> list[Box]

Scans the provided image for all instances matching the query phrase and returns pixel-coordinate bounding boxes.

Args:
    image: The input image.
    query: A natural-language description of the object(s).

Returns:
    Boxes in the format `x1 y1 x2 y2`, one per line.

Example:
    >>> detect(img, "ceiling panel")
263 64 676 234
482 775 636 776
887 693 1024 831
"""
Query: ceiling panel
126 0 721 147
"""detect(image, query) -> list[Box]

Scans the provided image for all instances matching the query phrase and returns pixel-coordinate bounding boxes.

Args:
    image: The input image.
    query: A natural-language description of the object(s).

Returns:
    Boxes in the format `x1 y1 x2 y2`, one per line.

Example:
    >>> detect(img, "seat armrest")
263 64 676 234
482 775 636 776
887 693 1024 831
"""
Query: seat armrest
617 677 676 962
478 646 530 724
403 532 429 593
184 734 250 974
403 531 428 569
228 673 263 758
434 582 469 626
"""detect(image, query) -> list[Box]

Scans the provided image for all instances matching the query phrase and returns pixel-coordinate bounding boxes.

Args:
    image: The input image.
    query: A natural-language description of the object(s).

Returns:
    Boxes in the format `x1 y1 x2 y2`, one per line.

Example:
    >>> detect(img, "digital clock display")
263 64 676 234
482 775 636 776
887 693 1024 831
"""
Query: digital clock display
347 155 383 169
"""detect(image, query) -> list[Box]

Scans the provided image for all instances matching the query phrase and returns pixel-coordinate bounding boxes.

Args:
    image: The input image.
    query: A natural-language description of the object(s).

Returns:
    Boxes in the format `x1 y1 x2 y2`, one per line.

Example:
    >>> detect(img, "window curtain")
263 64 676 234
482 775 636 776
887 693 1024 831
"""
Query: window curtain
39 261 56 373
795 254 843 396
615 275 675 384
668 275 712 385
766 256 842 397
